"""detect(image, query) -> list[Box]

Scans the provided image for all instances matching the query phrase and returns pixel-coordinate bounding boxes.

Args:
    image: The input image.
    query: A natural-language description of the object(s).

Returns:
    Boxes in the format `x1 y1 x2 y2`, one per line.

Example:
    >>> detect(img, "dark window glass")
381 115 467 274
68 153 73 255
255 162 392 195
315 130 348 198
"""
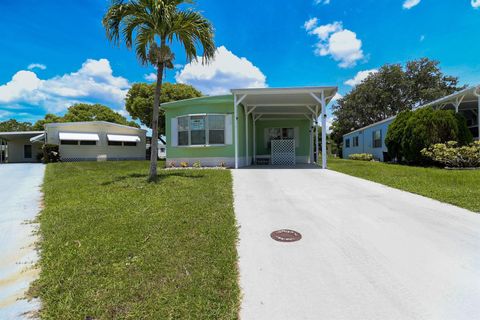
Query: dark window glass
61 140 78 145
80 140 96 145
24 145 32 158
372 130 382 148
353 136 359 147
345 138 350 148
178 116 189 146
124 141 137 147
209 130 225 144
190 116 206 145
108 141 122 146
178 131 189 146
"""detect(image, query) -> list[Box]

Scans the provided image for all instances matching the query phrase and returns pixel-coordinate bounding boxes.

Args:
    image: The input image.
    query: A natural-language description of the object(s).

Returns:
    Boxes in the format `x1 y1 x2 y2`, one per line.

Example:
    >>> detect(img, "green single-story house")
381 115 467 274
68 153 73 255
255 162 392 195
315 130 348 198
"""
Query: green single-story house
163 87 337 168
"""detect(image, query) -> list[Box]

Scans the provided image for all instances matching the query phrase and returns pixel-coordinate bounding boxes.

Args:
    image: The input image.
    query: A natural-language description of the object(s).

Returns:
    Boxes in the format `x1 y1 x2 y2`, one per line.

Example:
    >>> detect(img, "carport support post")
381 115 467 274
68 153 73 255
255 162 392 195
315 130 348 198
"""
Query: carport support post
321 90 327 169
234 94 247 168
245 106 248 166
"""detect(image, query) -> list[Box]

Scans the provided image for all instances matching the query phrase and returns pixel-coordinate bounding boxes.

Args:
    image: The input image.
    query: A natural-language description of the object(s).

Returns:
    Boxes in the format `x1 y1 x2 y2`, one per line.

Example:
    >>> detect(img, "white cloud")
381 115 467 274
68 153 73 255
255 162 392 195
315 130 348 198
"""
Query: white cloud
332 92 343 101
403 0 421 9
175 46 267 95
27 63 46 70
344 69 378 86
305 19 364 68
315 0 331 4
144 73 157 82
304 18 318 31
0 58 129 113
419 35 425 42
472 0 480 8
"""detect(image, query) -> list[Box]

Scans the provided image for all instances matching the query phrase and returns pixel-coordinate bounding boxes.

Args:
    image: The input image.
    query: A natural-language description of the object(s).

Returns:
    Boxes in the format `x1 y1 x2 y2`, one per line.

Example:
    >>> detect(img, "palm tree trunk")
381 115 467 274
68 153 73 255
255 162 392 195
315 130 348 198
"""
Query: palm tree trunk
148 62 165 182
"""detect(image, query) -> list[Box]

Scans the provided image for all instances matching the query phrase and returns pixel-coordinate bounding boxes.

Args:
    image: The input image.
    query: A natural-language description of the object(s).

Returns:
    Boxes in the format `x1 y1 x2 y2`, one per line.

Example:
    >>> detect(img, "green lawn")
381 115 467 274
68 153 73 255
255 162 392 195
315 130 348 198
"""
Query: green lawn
31 161 239 319
328 158 480 213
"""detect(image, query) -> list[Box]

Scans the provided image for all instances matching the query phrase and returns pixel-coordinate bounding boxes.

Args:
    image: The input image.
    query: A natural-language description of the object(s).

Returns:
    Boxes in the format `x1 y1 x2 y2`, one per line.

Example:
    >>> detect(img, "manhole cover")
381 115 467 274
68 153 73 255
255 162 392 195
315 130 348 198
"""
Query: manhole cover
270 229 302 242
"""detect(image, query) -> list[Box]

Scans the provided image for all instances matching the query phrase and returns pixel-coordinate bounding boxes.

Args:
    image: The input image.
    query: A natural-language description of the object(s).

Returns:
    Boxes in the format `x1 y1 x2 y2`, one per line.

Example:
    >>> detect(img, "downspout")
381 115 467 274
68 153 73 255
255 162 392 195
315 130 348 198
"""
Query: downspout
474 86 480 141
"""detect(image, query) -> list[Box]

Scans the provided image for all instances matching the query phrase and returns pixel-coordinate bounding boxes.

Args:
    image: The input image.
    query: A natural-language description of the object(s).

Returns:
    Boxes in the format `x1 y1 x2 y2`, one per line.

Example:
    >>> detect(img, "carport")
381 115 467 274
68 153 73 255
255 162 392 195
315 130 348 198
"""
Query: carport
0 131 44 163
231 87 337 169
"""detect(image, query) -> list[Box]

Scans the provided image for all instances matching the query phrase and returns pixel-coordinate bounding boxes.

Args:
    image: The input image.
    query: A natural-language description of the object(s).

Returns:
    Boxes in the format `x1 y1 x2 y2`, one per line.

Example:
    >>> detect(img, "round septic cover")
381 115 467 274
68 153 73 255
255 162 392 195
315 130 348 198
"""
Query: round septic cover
270 229 302 242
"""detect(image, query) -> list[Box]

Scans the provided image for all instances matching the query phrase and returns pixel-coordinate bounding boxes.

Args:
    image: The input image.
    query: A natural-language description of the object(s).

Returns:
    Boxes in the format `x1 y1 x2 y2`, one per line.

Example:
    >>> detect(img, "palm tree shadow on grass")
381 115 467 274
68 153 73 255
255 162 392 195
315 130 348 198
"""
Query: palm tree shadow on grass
101 171 205 186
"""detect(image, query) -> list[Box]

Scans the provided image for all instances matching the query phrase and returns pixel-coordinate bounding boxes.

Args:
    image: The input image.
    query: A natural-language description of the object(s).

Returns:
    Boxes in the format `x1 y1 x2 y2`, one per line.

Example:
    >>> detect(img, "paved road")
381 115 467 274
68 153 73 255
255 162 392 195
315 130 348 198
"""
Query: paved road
232 167 480 320
0 164 45 319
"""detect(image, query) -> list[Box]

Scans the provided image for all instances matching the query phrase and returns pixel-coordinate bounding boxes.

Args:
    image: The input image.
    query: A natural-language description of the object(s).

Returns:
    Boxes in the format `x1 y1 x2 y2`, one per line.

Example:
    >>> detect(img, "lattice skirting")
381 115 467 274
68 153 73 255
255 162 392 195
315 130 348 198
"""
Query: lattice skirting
271 139 296 166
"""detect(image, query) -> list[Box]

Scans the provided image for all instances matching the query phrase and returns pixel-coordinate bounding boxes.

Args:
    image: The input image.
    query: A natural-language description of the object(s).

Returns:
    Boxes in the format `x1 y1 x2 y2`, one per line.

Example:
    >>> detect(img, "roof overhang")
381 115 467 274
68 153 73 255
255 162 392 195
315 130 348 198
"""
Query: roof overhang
231 86 338 120
0 131 44 140
416 85 480 110
30 133 45 143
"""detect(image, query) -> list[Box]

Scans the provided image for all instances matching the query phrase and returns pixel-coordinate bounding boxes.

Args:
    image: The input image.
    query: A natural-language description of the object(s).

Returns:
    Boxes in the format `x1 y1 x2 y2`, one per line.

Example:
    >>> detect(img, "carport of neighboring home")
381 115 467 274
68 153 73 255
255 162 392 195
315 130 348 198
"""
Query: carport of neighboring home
163 87 337 168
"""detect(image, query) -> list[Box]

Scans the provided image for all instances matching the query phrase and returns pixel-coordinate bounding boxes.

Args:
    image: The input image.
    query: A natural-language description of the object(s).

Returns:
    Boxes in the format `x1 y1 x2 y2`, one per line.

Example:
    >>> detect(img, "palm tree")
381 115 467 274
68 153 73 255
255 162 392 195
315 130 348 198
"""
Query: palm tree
103 0 215 181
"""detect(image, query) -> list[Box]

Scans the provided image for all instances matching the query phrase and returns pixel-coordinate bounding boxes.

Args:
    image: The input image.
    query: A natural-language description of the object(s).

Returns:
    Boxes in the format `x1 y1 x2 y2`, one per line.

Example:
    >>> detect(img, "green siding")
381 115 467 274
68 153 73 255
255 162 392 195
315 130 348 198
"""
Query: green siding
255 119 311 157
165 95 310 165
165 96 236 159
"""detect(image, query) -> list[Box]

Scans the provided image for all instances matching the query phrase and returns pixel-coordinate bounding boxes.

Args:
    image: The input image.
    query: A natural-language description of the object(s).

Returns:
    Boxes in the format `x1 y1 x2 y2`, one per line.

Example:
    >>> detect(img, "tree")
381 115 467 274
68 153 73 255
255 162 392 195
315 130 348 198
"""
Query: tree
103 0 215 181
31 104 138 130
62 103 139 127
386 107 472 164
32 114 63 130
331 58 465 152
125 82 202 134
0 119 33 132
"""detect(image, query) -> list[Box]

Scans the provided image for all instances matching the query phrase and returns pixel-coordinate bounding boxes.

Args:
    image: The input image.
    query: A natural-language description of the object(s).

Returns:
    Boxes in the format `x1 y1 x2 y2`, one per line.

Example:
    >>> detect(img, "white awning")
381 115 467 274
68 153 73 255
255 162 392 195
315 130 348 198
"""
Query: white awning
107 134 141 142
30 133 45 143
59 132 100 141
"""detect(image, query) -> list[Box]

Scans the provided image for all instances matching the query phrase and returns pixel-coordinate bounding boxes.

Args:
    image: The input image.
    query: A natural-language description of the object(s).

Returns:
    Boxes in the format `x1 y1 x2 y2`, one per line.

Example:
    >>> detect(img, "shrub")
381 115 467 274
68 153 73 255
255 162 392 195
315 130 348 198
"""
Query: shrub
168 161 176 168
385 110 413 161
180 161 189 168
192 161 201 168
42 144 61 163
386 107 472 164
219 161 227 168
421 141 480 168
348 153 374 161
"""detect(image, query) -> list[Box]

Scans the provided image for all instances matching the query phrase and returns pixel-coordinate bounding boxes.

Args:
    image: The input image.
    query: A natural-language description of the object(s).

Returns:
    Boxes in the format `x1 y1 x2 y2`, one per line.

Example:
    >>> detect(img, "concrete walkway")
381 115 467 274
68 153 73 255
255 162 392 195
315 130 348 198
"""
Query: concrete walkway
232 168 480 320
0 164 45 319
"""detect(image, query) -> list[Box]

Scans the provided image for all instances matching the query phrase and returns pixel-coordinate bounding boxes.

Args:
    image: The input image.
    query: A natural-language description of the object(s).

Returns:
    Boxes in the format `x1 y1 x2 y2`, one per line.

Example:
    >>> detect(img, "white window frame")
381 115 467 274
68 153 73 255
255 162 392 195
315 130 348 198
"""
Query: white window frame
176 113 228 147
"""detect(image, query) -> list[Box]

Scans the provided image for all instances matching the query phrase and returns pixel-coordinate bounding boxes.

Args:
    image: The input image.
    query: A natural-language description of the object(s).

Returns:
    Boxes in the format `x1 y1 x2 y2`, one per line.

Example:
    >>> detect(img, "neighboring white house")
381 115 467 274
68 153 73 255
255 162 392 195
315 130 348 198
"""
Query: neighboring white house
158 136 166 159
0 121 146 163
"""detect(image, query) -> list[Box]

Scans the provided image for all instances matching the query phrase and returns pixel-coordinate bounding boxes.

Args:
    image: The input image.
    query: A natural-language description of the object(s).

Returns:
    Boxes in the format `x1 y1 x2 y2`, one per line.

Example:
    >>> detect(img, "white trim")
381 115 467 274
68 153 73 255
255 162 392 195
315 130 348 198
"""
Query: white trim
59 132 100 141
107 134 141 142
321 90 327 169
46 121 145 132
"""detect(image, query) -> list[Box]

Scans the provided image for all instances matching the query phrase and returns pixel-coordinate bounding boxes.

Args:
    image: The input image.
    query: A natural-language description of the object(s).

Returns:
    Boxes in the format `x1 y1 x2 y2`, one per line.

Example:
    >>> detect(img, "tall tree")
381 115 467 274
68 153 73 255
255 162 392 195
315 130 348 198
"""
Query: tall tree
103 0 215 181
331 58 465 151
62 103 139 127
32 104 138 130
0 119 33 132
125 82 202 134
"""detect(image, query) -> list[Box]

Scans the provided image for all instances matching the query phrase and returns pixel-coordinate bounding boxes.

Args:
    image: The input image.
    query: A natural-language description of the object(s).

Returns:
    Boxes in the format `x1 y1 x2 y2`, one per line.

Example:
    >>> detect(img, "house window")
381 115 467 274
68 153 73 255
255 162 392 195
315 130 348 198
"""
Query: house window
345 138 350 148
108 141 122 146
177 114 226 146
190 115 206 145
124 141 137 147
372 130 382 148
61 140 78 145
80 140 96 145
178 116 189 146
24 145 32 159
353 136 359 147
208 115 225 145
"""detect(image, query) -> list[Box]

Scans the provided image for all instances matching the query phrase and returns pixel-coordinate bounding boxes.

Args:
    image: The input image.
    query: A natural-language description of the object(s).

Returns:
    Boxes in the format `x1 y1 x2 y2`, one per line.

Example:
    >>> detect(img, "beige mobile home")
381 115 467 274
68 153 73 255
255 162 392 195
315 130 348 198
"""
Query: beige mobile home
1 121 146 163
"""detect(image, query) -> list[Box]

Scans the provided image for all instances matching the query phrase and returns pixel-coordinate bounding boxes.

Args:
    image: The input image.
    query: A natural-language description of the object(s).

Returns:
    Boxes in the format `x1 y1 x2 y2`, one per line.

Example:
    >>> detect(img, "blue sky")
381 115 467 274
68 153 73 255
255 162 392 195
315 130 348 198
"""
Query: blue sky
1 0 479 126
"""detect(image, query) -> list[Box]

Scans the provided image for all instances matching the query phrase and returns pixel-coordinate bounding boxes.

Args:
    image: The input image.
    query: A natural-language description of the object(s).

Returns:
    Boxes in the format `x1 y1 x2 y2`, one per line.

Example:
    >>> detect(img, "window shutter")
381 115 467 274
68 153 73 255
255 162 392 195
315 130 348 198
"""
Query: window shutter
225 114 233 145
294 127 300 148
171 117 178 146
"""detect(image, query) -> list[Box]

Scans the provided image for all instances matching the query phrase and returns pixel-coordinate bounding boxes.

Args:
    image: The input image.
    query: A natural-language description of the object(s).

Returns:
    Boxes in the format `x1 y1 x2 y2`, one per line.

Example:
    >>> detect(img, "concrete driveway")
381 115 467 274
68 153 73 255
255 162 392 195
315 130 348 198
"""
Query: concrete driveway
232 167 480 320
0 164 45 319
